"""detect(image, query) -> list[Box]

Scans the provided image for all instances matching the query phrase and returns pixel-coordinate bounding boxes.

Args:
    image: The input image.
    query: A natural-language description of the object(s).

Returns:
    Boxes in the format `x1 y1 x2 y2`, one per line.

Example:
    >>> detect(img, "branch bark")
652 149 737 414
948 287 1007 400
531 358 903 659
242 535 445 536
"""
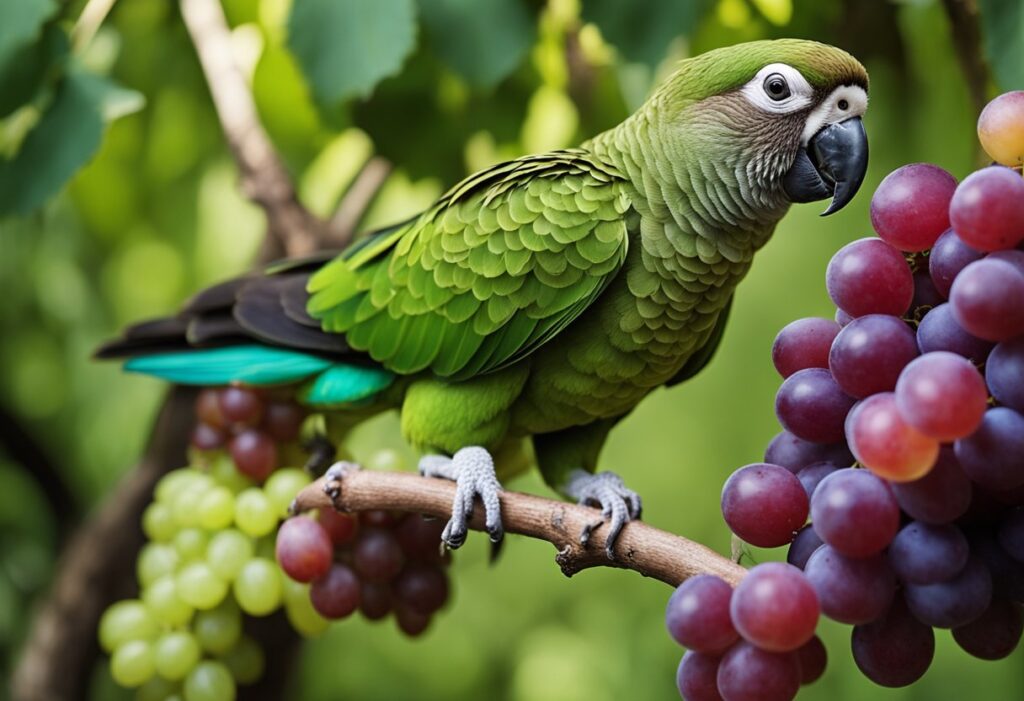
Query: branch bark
326 156 393 249
941 0 992 137
294 470 747 587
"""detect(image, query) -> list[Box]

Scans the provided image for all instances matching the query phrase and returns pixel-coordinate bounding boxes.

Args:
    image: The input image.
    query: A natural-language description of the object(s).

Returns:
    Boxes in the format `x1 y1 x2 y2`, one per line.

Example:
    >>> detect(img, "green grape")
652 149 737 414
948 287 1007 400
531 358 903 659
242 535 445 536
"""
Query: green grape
234 489 277 537
172 476 214 528
210 453 253 493
99 600 159 653
263 468 309 517
285 589 330 637
154 631 201 681
143 576 194 627
176 563 228 610
184 661 236 701
219 636 264 685
137 543 180 587
198 486 235 530
134 676 180 701
156 469 199 504
111 639 156 688
366 448 408 472
193 599 242 655
281 575 309 607
174 528 210 562
142 503 177 543
205 529 253 581
233 558 282 616
253 535 275 561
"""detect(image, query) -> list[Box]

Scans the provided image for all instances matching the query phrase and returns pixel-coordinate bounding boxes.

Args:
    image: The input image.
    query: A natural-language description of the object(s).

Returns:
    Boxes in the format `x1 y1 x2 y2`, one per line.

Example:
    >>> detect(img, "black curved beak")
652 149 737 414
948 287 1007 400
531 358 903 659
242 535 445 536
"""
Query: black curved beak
783 116 868 216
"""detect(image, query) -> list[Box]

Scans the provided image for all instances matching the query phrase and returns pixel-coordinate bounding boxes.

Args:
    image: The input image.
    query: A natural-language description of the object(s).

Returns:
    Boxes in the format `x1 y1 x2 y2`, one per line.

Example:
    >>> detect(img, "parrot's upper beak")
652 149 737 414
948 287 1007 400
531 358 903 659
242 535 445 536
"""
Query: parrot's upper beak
783 116 868 216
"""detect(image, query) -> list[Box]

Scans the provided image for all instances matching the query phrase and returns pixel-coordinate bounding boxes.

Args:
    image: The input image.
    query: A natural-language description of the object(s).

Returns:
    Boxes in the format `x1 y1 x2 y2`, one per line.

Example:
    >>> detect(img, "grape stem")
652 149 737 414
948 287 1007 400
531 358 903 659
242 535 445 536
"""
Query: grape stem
294 470 747 587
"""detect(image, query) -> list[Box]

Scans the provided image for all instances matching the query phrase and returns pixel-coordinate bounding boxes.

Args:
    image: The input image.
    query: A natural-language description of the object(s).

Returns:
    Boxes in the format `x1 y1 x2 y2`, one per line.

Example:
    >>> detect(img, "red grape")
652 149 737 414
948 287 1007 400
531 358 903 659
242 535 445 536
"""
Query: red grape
894 352 988 441
890 446 972 525
771 318 840 379
720 464 808 547
763 431 852 473
276 517 333 583
845 393 939 482
929 229 984 298
665 575 738 654
950 258 1024 341
870 163 956 251
191 423 226 451
218 387 264 428
359 582 393 621
826 238 913 318
310 563 361 619
787 525 824 571
828 314 918 398
999 508 1024 563
716 642 800 701
851 595 934 687
730 562 819 653
395 604 431 637
916 303 993 364
888 521 969 585
904 555 992 628
911 268 944 311
978 91 1024 166
395 514 446 563
948 166 1024 251
952 597 1023 660
988 249 1024 276
353 528 405 583
795 636 827 685
775 368 855 444
986 338 1024 413
196 388 226 428
262 401 305 442
229 430 278 482
393 564 448 615
796 461 841 500
954 408 1024 491
676 651 724 701
805 546 895 624
318 508 357 546
810 468 899 558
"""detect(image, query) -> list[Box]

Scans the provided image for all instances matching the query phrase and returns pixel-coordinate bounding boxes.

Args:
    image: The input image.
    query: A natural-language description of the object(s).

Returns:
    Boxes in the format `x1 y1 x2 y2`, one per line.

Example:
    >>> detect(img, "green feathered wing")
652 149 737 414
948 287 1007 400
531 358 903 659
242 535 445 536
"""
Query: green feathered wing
306 150 632 382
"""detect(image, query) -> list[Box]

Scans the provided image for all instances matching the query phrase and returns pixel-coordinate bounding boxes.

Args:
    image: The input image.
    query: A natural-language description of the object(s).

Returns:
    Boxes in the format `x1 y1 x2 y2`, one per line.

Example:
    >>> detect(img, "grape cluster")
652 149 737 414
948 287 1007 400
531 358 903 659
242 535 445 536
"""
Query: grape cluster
670 91 1024 700
277 508 452 636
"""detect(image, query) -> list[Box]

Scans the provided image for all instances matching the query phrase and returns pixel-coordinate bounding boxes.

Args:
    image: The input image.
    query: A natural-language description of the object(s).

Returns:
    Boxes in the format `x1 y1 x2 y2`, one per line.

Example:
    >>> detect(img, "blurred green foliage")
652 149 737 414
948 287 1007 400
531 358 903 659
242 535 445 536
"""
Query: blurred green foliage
2 0 1023 699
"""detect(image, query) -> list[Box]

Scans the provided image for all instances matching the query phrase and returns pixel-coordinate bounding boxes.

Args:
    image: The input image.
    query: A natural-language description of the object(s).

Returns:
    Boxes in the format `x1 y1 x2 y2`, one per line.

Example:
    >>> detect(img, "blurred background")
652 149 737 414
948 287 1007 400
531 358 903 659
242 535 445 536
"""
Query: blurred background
2 0 1023 699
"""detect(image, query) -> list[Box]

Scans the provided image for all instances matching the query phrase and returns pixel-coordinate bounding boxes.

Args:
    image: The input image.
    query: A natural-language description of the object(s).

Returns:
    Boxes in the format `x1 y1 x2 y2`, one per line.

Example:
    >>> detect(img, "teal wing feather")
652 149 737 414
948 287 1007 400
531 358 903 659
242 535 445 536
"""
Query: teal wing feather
306 150 632 381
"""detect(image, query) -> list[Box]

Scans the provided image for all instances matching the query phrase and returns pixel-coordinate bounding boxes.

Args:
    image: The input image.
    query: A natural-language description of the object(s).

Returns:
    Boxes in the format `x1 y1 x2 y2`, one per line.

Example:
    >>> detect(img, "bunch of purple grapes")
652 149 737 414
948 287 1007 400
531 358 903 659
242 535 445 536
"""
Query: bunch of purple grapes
669 91 1024 701
276 507 452 637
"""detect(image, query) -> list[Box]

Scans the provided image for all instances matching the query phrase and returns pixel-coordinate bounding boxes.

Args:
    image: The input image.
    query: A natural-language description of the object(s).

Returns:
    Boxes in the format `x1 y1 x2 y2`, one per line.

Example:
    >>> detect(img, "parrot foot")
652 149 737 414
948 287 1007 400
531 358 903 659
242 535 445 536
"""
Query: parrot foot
303 433 337 477
419 447 503 550
321 460 362 502
563 469 643 560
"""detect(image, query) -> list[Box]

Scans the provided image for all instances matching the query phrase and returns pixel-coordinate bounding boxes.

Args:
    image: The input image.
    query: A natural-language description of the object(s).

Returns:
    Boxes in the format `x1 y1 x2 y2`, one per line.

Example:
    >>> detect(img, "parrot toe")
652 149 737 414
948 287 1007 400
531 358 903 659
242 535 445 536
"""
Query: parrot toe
564 469 643 559
322 460 362 501
419 447 504 550
303 432 338 477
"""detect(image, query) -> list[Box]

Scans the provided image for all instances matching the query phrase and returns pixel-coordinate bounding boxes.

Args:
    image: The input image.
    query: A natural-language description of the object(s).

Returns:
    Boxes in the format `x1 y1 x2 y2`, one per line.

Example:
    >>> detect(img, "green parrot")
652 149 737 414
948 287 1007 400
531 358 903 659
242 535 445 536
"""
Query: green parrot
98 39 869 556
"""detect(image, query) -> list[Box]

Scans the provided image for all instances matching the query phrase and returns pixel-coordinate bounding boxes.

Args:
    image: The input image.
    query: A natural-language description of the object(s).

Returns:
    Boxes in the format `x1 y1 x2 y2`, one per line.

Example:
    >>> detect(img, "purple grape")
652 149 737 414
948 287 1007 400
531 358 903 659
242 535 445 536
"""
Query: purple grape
916 303 993 364
795 636 827 685
949 258 1024 341
826 238 914 318
835 308 854 326
870 164 957 252
999 508 1024 563
828 314 918 398
717 642 800 701
665 575 738 654
811 469 899 558
775 368 856 444
952 598 1023 660
805 546 895 624
912 268 945 311
987 337 1024 413
948 165 1024 251
954 408 1024 491
676 651 723 701
730 563 819 653
851 596 934 687
721 464 808 547
771 317 841 379
796 462 841 500
904 555 992 628
394 564 449 615
763 431 853 473
787 525 824 570
971 530 1024 604
894 352 988 441
988 249 1024 275
310 564 361 619
888 522 969 584
353 528 405 583
929 228 984 298
891 446 972 525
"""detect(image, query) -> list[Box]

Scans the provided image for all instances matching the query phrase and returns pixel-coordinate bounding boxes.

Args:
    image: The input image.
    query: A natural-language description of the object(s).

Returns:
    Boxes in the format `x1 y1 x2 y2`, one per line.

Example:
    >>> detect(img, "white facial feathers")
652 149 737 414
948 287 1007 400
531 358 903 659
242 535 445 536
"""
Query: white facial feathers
799 84 868 145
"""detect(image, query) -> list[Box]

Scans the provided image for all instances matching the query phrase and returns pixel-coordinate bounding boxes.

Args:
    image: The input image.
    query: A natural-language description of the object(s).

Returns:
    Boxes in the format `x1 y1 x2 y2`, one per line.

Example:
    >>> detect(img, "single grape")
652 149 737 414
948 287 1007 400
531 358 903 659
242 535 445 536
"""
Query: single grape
894 352 988 441
949 259 1024 341
176 562 228 610
193 600 242 655
191 423 226 451
978 91 1024 166
395 604 432 637
998 508 1024 563
262 401 305 442
971 530 1024 604
870 163 956 251
286 581 332 637
889 522 969 585
197 486 235 531
721 464 808 547
234 488 278 538
171 476 213 528
828 314 918 398
775 368 855 444
142 502 177 543
952 597 1023 660
196 388 226 428
233 558 283 616
263 468 310 517
110 639 156 688
319 508 358 546
155 469 202 505
135 677 181 701
174 528 210 562
99 600 158 653
665 575 738 654
771 317 841 379
826 238 914 317
394 563 449 615
948 166 1024 251
904 555 992 628
786 525 824 570
137 543 180 587
987 338 1024 413
230 430 278 482
845 392 939 482
795 636 827 686
835 308 854 326
954 408 1024 491
218 387 264 428
716 642 800 701
353 528 406 583
989 249 1024 276
796 461 841 500
154 631 201 681
730 562 819 653
276 516 333 583
395 513 446 562
206 529 254 581
916 303 993 364
676 651 723 701
209 453 254 493
810 468 899 557
310 563 361 619
143 575 194 627
183 660 236 701
359 581 394 621
851 595 934 687
911 268 944 312
929 229 985 298
219 636 264 685
805 546 895 624
891 447 972 525
763 431 852 473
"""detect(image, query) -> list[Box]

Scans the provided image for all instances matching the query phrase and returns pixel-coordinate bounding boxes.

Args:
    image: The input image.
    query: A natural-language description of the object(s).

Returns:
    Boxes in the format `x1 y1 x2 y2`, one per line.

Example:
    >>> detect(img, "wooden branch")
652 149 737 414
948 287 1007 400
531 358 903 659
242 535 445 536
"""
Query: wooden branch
325 156 393 249
179 0 325 259
71 0 119 51
294 470 747 587
941 0 992 145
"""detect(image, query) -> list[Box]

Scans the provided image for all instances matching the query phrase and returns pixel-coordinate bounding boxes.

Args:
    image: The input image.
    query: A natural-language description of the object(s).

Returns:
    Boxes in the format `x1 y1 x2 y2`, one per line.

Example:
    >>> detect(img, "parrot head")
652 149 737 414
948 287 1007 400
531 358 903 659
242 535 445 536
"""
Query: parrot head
654 39 869 216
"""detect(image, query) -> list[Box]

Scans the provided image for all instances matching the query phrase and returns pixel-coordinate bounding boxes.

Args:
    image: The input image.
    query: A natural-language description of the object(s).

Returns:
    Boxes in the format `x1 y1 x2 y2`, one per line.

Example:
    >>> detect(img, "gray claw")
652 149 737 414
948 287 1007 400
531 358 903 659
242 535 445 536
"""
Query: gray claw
563 469 643 559
322 461 361 503
419 446 503 550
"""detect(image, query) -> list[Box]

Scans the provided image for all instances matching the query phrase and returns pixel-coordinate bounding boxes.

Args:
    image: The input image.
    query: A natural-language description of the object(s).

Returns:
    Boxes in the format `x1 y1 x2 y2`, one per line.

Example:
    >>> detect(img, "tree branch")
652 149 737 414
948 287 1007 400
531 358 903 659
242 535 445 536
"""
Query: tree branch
325 156 393 249
940 0 992 134
294 470 747 587
179 0 326 259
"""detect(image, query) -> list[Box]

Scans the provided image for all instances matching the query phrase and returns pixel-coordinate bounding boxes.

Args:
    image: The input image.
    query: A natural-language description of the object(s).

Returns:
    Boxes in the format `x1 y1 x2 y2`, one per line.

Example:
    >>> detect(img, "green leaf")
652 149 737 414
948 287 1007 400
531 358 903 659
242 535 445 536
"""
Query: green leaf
581 0 705 68
978 0 1024 90
0 0 58 67
287 0 418 105
0 69 143 215
0 23 69 119
417 0 535 88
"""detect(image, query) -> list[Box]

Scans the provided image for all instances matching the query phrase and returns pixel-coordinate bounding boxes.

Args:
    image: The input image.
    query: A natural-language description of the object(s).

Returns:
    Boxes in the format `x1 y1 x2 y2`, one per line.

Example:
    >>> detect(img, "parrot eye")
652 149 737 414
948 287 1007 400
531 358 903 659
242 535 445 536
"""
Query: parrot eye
763 74 791 101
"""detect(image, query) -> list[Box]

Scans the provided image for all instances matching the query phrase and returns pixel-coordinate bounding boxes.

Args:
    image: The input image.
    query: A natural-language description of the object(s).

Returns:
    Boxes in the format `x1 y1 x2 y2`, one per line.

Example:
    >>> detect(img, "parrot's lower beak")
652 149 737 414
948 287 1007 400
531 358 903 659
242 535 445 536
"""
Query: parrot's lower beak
783 116 868 216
